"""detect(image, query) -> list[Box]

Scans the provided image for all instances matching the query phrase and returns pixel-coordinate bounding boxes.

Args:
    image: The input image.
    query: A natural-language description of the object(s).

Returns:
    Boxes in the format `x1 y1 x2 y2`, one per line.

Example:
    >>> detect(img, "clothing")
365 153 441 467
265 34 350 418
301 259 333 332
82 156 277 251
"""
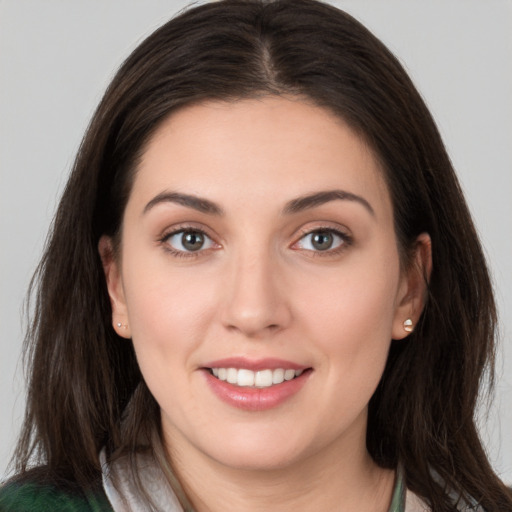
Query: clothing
0 454 480 512
0 477 112 512
101 451 420 512
0 462 412 512
101 450 184 511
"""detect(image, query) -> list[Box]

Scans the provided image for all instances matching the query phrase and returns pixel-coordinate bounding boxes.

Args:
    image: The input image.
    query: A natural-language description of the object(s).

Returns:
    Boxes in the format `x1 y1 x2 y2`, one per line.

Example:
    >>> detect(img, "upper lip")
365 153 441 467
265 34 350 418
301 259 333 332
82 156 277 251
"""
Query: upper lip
202 357 309 371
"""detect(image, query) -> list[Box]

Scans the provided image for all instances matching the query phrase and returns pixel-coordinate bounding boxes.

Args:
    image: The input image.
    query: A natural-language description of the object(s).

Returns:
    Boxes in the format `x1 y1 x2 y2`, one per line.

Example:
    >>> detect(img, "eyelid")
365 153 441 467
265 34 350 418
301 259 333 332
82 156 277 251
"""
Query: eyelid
291 224 353 254
158 223 221 257
157 222 352 258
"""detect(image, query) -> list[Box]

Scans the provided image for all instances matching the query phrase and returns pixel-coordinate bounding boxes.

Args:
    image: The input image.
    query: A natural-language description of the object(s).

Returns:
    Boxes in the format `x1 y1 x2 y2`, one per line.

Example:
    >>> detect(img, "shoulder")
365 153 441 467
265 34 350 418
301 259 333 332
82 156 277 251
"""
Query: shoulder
0 471 113 512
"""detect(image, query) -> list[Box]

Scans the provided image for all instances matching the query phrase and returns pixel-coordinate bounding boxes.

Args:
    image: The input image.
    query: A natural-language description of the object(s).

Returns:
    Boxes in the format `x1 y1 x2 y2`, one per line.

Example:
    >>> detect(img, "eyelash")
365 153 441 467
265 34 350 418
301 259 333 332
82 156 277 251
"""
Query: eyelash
292 227 352 257
158 226 218 259
158 225 352 259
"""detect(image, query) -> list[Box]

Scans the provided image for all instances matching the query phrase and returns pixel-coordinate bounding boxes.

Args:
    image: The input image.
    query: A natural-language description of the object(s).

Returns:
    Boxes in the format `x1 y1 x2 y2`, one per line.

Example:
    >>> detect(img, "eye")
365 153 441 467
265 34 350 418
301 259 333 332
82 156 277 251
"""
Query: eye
294 229 349 252
164 229 216 253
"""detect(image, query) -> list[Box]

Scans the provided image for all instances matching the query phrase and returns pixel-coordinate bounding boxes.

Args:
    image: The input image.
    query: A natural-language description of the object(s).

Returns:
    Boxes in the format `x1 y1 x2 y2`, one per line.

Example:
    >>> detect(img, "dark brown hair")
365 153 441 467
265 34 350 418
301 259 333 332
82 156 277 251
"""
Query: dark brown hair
12 0 512 510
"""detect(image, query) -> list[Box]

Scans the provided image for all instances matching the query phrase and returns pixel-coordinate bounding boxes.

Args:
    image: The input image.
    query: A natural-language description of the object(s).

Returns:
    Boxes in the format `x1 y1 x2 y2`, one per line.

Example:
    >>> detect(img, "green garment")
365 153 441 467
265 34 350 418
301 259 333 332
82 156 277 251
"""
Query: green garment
0 469 406 511
389 466 406 512
0 480 113 512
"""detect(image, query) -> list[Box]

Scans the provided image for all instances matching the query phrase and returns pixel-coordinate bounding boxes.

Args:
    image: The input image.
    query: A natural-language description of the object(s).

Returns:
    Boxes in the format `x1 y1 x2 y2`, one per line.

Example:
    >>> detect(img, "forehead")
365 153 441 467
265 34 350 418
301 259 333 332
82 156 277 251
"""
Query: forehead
131 96 392 218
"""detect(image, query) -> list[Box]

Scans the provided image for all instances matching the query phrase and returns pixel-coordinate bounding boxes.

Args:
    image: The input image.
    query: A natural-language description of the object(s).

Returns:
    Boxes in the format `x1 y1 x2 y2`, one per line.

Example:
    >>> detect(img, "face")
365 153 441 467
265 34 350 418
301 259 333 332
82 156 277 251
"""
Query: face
101 97 427 472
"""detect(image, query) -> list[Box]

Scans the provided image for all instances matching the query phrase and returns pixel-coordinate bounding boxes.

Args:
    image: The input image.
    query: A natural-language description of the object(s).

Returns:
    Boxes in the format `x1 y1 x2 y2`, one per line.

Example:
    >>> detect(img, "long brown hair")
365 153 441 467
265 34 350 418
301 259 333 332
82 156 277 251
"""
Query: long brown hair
12 0 512 510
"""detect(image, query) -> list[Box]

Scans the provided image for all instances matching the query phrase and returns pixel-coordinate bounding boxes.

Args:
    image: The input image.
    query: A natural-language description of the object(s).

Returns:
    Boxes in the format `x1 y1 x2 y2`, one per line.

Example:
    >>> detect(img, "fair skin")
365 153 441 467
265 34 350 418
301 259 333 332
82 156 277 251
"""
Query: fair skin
100 96 431 511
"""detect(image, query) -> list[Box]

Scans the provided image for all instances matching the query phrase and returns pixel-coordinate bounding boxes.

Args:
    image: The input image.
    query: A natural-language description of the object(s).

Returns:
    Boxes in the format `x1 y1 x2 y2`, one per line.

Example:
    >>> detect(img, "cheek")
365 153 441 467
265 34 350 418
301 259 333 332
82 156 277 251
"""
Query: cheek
119 251 230 398
302 258 398 332
121 264 220 411
297 252 400 381
124 270 218 349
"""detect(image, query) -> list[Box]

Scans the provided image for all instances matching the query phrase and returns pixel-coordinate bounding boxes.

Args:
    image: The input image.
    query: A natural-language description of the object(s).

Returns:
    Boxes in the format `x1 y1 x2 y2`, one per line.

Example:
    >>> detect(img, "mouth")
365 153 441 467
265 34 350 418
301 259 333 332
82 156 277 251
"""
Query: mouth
208 367 305 388
202 359 312 410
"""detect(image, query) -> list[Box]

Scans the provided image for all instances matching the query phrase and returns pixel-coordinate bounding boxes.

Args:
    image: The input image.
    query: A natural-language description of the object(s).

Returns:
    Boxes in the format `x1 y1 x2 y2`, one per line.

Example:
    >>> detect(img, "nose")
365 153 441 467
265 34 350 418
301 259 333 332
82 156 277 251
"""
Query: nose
220 249 292 338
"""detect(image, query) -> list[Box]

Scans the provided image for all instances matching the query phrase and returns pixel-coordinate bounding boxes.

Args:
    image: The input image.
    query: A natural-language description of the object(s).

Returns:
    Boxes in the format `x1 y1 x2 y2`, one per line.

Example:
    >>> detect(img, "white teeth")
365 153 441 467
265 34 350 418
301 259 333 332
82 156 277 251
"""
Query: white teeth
272 368 284 384
226 367 238 384
254 369 273 387
237 369 255 387
284 369 295 381
210 367 305 388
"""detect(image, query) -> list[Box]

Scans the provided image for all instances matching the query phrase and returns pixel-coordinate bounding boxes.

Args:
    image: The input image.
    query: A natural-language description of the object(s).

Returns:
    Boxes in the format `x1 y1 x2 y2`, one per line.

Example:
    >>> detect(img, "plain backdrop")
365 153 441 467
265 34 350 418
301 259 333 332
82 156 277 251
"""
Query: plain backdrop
1 0 511 482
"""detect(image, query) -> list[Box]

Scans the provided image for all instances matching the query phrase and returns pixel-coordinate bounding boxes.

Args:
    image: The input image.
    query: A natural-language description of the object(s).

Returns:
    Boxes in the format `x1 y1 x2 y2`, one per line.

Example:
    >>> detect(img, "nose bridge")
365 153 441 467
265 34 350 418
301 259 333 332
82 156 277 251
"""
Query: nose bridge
221 241 290 337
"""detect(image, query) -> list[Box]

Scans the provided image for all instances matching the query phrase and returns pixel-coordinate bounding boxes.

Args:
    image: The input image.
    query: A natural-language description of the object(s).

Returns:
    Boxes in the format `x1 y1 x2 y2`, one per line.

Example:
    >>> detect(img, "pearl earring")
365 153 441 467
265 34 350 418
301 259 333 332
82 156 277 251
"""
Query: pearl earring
403 318 413 333
116 322 127 329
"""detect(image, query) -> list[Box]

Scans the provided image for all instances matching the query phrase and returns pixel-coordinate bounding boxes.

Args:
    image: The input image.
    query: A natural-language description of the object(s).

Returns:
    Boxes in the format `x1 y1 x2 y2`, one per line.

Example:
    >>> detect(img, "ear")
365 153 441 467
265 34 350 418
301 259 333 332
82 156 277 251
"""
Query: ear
98 236 131 338
391 233 432 340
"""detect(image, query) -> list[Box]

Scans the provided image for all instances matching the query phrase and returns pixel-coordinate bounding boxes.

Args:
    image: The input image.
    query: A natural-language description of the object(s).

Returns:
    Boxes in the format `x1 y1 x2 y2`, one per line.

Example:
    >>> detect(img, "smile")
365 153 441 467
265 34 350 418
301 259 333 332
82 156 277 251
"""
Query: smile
210 368 304 388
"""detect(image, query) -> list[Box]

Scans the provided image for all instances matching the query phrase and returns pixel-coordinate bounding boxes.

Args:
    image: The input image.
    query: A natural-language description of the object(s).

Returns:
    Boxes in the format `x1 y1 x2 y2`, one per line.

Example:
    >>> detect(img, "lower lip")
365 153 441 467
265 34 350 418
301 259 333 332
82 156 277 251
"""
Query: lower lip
203 370 311 411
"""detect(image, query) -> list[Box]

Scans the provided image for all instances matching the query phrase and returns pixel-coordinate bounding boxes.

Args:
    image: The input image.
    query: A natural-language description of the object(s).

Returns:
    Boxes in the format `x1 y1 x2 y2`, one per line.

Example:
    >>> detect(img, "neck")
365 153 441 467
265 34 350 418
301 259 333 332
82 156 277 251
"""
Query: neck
163 419 395 512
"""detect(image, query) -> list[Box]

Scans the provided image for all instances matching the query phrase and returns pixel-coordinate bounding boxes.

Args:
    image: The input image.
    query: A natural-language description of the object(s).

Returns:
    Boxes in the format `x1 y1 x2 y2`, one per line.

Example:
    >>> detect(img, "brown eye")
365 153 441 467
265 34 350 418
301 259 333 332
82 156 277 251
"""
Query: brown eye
311 232 334 251
182 231 205 251
294 229 349 253
165 230 215 253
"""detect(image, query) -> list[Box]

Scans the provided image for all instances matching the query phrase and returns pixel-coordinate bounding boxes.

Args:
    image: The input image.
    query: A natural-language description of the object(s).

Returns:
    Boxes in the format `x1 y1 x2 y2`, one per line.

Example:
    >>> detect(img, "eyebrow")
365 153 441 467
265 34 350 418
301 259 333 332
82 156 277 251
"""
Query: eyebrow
143 192 224 216
283 190 375 216
142 189 374 217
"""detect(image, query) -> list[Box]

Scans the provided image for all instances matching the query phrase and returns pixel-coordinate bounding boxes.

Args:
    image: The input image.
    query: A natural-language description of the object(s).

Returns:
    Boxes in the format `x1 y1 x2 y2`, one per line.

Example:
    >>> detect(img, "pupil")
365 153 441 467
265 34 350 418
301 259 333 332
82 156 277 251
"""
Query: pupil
183 232 204 251
312 232 333 250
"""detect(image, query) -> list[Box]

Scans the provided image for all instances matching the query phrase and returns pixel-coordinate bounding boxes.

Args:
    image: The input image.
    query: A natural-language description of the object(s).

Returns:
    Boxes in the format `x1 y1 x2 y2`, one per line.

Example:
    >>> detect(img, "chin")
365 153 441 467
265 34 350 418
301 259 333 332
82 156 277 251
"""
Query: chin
213 448 303 472
199 429 317 472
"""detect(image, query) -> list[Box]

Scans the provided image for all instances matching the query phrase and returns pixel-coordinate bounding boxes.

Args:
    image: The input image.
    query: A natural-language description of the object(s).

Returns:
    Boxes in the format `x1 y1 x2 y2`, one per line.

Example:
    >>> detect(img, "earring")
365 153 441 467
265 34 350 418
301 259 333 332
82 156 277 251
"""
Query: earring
116 322 128 329
403 318 413 333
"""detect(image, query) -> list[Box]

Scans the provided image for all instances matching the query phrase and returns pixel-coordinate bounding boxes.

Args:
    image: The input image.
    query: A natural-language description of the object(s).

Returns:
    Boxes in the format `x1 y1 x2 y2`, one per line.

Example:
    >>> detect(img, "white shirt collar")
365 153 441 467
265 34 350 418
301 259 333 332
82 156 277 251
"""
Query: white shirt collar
100 449 184 512
100 449 440 512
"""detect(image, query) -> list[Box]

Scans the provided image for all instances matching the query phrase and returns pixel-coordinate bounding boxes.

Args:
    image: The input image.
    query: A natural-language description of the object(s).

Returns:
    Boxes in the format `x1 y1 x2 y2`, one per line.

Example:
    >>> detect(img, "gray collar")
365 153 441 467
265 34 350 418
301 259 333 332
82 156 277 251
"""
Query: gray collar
101 450 434 512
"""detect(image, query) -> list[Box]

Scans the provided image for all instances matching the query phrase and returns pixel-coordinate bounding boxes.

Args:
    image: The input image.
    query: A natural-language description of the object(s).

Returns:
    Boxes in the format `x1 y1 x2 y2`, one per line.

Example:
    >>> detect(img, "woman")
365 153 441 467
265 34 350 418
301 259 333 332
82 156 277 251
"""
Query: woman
1 0 511 510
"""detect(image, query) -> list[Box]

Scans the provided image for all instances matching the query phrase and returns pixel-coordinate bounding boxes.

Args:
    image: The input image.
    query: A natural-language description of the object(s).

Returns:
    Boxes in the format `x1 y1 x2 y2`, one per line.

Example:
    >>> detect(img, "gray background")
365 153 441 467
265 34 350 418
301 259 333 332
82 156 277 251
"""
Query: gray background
1 0 511 482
